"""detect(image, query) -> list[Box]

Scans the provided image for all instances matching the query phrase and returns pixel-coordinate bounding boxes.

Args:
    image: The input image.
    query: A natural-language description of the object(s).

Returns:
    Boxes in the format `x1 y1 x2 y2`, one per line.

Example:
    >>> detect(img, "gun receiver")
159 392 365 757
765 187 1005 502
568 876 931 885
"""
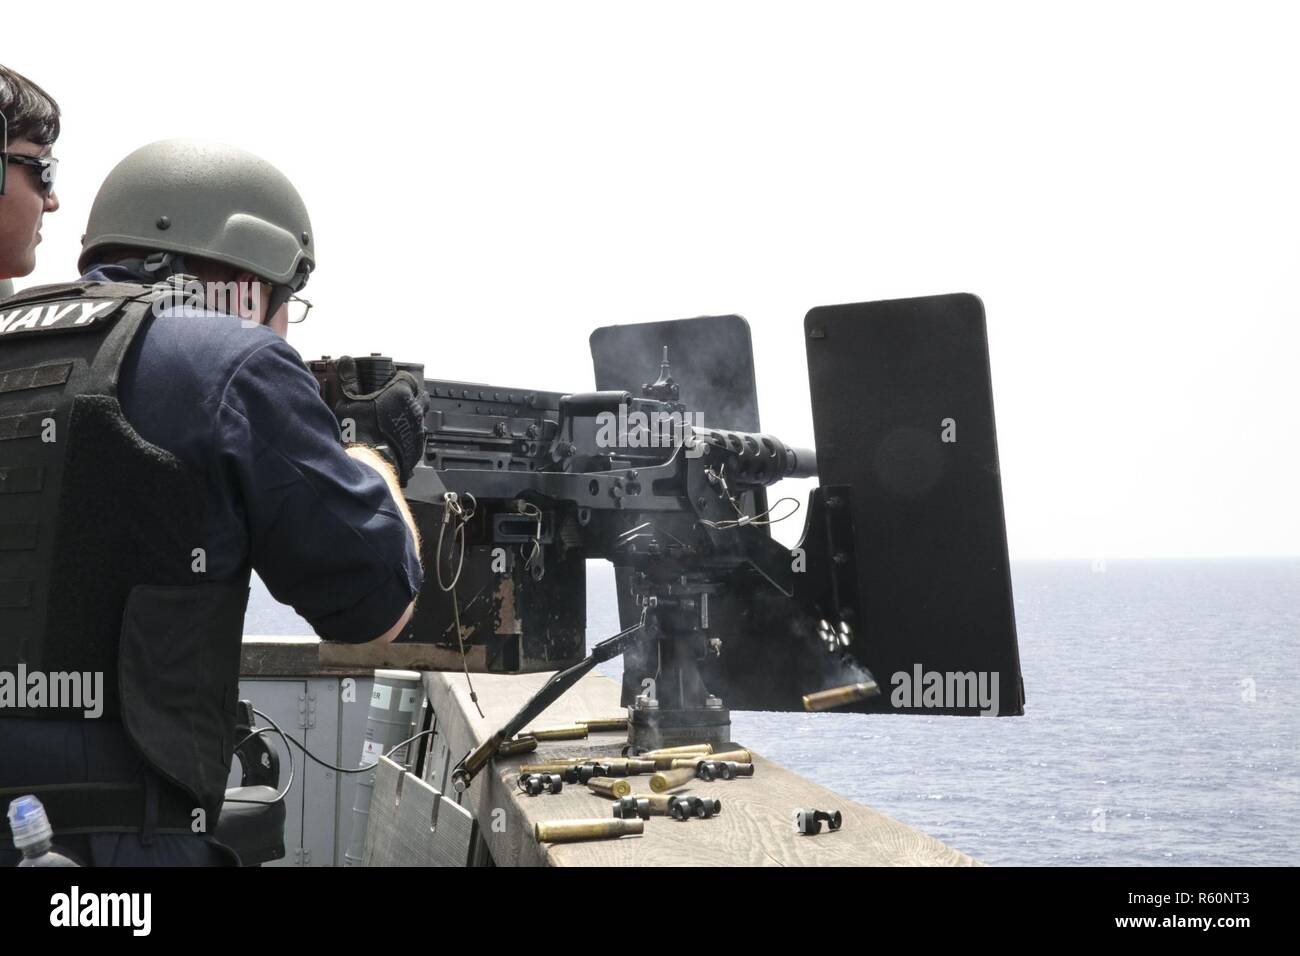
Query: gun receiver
312 346 853 763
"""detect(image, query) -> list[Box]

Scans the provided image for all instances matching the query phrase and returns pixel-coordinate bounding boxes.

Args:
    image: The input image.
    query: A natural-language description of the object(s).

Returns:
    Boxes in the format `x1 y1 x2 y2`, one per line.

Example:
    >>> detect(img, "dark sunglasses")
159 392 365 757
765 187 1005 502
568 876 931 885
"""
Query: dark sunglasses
3 153 58 197
1 113 58 197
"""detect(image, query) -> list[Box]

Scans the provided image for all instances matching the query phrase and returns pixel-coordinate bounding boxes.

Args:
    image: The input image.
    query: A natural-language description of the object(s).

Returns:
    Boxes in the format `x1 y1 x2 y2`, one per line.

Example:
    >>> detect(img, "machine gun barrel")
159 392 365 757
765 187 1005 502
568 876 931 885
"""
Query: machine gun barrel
688 426 817 482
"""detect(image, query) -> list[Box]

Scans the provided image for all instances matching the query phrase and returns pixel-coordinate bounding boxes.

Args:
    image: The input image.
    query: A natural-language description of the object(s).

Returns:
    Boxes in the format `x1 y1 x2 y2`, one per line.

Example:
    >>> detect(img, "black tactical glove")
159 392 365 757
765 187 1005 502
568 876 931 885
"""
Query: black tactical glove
332 355 429 486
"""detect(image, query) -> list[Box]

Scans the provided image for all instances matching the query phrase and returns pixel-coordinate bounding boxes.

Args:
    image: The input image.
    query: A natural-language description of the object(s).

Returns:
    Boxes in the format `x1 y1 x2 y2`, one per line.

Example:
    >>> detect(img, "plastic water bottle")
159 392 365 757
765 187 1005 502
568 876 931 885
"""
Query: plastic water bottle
7 795 80 867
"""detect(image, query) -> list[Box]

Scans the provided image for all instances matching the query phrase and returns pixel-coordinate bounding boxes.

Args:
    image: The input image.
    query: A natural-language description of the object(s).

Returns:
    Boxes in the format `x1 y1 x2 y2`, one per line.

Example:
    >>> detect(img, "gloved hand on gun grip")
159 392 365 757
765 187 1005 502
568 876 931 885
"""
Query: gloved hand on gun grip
332 355 429 486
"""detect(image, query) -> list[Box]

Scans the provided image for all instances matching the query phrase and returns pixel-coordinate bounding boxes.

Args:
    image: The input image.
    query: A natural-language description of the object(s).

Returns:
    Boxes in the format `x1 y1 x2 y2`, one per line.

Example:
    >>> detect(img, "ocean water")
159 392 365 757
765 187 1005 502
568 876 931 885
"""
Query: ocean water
246 559 1300 866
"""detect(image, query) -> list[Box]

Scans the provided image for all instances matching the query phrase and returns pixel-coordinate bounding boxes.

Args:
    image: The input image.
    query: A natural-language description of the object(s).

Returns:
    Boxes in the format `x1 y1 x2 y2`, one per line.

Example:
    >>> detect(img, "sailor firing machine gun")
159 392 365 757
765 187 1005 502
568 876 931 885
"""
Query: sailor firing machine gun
311 294 1025 791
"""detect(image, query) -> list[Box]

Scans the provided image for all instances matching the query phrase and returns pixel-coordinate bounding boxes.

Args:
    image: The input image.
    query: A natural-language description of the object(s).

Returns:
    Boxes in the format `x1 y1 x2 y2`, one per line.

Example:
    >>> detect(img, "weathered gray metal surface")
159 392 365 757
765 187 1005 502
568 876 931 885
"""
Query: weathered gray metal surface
362 757 475 867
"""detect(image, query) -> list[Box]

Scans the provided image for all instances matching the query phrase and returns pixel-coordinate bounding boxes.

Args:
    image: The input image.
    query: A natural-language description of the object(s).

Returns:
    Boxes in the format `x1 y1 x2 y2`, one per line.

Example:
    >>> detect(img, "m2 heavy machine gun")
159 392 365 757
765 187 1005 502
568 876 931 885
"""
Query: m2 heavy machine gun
310 293 1024 791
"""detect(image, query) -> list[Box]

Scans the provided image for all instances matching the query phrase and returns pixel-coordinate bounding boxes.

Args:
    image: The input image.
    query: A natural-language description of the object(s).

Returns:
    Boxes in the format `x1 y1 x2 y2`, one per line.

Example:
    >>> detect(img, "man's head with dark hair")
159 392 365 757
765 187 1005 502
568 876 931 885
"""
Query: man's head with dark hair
0 64 61 146
1 63 61 279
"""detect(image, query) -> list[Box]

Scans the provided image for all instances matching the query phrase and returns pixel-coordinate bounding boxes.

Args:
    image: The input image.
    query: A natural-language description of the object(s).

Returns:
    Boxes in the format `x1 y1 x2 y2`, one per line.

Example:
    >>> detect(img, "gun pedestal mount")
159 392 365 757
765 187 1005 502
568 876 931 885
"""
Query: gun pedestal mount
627 582 732 750
628 697 730 751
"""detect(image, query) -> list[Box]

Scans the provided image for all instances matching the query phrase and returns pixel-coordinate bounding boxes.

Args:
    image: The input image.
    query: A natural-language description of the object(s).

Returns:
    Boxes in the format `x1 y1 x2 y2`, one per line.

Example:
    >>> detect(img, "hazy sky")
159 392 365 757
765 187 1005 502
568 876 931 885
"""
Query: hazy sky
6 1 1297 559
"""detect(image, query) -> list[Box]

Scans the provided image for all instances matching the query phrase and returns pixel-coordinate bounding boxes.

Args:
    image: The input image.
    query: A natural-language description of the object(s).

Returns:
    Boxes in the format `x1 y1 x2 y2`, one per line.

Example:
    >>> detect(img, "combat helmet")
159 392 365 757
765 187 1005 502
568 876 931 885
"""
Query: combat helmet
78 139 314 304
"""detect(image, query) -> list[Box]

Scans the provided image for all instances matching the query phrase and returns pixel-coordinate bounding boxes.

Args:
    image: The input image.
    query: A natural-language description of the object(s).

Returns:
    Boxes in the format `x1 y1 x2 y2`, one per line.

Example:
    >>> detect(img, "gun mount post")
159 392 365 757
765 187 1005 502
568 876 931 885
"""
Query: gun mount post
626 578 733 750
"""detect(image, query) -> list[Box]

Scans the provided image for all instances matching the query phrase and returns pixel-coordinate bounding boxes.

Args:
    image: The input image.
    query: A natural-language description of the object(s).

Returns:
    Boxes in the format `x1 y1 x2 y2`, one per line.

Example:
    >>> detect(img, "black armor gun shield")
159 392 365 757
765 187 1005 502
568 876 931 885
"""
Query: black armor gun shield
804 294 1024 716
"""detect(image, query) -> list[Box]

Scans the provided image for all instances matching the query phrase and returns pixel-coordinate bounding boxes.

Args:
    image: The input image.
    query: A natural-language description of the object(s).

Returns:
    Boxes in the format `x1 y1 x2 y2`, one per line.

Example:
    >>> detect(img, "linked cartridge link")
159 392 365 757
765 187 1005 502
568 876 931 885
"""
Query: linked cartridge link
695 759 755 781
611 796 653 820
668 795 723 820
517 772 564 796
793 808 843 835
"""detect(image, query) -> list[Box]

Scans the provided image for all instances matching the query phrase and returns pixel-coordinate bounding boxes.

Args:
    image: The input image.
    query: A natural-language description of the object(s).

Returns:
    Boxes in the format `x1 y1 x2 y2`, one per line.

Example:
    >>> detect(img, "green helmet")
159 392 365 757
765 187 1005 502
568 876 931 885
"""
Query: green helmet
78 139 314 289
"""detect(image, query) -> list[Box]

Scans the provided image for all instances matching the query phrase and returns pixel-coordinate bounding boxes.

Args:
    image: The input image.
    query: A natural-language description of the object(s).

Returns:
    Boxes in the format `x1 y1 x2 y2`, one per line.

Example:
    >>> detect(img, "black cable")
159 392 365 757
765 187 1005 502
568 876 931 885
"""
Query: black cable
435 492 486 719
248 707 436 773
224 708 435 806
223 715 296 806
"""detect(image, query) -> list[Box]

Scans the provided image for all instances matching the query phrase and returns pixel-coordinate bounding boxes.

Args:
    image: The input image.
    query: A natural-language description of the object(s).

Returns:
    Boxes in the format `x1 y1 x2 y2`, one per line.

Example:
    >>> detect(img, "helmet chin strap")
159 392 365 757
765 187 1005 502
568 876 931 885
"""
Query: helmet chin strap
261 261 312 326
143 251 185 276
109 250 191 281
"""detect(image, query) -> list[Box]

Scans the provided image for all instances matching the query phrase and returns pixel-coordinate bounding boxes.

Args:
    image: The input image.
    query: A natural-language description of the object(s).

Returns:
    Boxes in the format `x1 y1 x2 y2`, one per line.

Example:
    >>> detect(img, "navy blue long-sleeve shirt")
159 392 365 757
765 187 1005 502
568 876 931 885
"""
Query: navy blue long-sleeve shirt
102 264 422 641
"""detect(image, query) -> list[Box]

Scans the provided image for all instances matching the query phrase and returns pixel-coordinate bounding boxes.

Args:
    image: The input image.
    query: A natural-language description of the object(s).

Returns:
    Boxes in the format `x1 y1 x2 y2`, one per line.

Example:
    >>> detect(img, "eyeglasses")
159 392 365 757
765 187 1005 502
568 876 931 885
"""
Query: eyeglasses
1 112 58 198
286 293 312 324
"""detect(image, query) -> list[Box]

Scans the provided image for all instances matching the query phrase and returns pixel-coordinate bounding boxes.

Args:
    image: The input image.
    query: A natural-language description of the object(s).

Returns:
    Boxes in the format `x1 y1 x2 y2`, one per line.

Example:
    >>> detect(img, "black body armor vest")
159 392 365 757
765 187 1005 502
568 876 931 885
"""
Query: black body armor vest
0 280 250 822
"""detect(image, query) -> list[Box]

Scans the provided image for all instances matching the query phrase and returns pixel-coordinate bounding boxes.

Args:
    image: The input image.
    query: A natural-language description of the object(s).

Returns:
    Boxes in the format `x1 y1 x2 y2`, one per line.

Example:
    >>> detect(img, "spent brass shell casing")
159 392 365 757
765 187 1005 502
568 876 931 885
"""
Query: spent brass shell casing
529 724 590 741
519 763 582 775
650 767 697 793
497 736 539 757
802 681 880 712
580 717 629 733
671 750 752 770
535 818 644 843
589 758 656 776
595 764 655 780
587 776 633 798
648 755 688 770
642 744 714 757
638 794 675 815
708 749 752 764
